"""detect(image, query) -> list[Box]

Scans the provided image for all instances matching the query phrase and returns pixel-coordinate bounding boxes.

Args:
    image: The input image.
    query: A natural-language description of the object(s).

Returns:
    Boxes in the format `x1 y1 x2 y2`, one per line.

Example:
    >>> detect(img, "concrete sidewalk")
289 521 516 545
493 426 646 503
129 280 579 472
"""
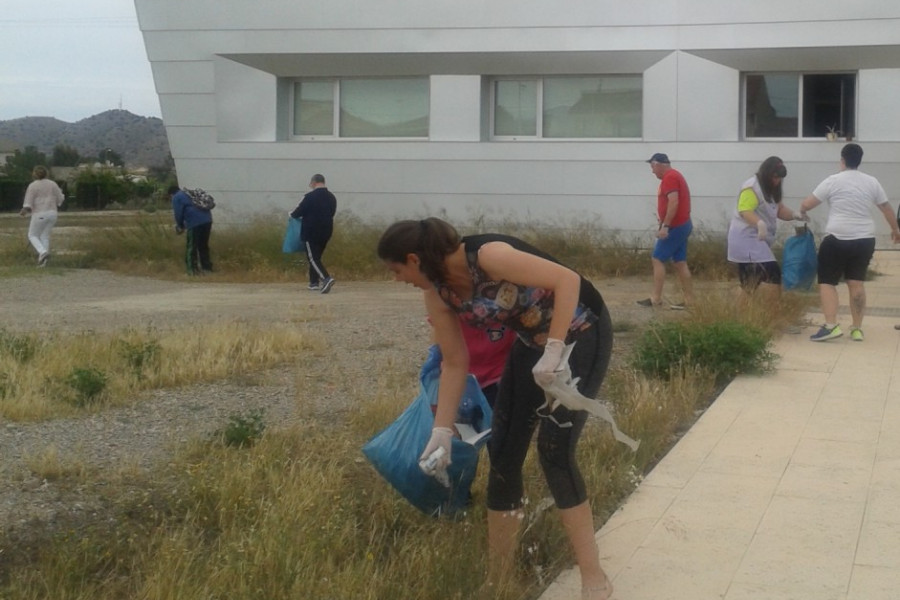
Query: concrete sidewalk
541 250 900 600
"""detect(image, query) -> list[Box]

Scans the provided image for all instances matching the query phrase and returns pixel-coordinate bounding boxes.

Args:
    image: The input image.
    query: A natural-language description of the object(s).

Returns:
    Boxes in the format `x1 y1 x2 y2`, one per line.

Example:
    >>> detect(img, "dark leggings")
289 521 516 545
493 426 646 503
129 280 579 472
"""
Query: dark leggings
486 305 613 511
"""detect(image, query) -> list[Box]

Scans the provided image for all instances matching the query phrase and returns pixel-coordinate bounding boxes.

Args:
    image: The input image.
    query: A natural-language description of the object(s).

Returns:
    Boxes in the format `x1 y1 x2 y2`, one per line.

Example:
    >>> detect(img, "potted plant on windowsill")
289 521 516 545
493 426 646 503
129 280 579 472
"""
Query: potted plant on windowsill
826 124 841 141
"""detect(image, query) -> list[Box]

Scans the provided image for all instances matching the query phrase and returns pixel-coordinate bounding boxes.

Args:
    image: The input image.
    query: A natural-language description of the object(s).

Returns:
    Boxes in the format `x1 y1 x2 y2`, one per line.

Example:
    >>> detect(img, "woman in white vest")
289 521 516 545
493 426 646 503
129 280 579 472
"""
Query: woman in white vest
727 156 806 301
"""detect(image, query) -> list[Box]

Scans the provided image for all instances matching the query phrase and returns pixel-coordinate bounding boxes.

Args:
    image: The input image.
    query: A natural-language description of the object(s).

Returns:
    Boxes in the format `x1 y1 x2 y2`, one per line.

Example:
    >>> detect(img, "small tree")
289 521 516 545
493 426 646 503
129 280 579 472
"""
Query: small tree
74 167 131 209
4 146 47 180
52 144 81 167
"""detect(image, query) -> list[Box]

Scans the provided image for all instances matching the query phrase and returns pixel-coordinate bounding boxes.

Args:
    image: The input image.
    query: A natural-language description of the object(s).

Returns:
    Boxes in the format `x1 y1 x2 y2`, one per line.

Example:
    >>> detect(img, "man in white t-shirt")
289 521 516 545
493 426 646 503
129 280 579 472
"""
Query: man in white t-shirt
799 144 900 342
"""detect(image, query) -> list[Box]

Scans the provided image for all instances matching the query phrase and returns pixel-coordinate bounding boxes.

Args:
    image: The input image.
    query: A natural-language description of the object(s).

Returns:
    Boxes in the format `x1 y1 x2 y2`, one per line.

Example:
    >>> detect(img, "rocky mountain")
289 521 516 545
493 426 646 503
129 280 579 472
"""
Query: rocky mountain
0 109 170 170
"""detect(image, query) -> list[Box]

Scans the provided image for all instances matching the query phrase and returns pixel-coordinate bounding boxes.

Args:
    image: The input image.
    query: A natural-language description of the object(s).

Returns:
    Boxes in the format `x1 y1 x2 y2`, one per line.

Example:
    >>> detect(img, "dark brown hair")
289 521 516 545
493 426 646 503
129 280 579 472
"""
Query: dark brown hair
756 156 786 204
377 218 461 283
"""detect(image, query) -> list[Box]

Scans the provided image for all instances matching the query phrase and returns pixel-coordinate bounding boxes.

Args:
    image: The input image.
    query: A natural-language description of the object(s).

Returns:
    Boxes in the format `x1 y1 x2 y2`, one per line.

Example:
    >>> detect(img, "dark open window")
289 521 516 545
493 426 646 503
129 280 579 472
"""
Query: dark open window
745 73 855 139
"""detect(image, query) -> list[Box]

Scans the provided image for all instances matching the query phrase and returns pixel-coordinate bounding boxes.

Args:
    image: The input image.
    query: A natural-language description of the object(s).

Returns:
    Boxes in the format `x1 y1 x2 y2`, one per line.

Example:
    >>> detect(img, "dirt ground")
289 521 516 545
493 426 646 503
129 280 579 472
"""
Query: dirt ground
0 268 667 549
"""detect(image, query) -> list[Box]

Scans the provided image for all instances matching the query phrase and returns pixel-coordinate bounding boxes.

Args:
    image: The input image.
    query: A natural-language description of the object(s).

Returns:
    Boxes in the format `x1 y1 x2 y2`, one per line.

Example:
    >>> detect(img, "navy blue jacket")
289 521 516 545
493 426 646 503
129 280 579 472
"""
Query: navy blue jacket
172 190 213 230
291 186 336 243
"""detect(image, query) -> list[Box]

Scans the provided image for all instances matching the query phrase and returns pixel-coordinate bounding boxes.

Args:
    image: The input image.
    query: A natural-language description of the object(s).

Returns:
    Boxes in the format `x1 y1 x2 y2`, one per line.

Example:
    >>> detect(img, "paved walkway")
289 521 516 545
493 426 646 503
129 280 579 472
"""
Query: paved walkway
541 250 900 600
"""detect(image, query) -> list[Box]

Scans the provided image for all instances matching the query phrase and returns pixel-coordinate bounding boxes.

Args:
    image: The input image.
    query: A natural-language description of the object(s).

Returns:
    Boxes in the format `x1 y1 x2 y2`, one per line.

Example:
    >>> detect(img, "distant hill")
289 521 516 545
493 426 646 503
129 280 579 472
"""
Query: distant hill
0 110 170 170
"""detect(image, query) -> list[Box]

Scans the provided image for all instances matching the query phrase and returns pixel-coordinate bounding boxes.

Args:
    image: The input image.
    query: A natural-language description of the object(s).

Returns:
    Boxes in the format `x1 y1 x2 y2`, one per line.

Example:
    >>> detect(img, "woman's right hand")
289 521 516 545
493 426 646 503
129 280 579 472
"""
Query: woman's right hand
419 426 453 472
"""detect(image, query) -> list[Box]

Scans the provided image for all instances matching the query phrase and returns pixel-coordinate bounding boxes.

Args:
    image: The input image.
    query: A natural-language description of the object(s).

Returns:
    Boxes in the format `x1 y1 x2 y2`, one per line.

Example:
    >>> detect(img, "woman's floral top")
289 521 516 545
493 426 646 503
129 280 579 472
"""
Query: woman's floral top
435 235 599 349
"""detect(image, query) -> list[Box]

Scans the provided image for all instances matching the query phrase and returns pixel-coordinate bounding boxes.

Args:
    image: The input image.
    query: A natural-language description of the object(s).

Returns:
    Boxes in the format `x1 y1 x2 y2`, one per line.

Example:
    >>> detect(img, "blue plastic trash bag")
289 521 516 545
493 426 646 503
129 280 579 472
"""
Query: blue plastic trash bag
362 346 492 517
782 227 817 291
282 217 303 253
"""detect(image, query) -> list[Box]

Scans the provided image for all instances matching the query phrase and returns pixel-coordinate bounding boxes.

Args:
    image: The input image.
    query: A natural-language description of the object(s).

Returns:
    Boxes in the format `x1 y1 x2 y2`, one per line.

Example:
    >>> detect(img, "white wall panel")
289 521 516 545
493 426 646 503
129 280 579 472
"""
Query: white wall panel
858 69 900 142
136 0 896 31
214 58 278 141
150 61 214 93
643 53 678 141
429 76 482 142
676 54 739 142
157 94 216 127
162 126 218 158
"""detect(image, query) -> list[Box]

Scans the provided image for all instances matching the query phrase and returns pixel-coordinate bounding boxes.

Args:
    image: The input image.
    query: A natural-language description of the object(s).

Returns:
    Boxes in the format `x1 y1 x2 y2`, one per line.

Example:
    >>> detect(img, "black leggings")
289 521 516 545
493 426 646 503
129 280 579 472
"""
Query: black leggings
486 305 613 511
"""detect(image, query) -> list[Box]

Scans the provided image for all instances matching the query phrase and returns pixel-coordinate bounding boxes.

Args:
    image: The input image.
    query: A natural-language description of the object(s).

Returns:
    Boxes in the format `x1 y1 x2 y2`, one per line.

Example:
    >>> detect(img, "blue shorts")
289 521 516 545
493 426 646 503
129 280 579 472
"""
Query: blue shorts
653 220 692 263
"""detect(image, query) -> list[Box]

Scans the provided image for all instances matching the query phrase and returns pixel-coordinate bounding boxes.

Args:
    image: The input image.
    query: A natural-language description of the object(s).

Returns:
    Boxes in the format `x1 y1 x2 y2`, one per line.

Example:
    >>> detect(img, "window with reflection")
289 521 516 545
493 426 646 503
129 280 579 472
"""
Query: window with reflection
292 78 429 138
745 73 856 139
493 75 642 139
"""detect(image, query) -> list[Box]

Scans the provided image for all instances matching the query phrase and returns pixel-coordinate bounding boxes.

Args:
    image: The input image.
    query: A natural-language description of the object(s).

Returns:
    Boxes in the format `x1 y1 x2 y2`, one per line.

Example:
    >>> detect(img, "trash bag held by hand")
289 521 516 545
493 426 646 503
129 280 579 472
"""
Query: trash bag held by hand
282 217 303 253
782 226 817 291
362 348 492 517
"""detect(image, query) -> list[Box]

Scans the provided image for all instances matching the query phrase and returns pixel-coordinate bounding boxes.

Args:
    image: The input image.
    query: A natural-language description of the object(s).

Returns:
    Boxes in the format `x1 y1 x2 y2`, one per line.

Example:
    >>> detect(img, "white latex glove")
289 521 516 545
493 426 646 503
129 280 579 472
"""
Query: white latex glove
419 426 453 486
532 338 566 386
756 220 768 241
793 210 809 222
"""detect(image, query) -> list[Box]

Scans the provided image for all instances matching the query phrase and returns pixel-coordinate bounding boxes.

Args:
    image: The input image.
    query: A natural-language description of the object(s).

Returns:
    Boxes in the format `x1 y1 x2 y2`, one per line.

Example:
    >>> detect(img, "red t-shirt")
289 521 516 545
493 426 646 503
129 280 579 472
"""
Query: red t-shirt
657 168 691 227
459 320 516 388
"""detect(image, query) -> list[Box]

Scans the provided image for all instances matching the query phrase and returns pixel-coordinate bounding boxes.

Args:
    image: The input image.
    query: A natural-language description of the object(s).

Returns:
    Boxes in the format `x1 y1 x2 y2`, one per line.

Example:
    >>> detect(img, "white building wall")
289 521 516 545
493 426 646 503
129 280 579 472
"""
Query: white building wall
134 0 900 242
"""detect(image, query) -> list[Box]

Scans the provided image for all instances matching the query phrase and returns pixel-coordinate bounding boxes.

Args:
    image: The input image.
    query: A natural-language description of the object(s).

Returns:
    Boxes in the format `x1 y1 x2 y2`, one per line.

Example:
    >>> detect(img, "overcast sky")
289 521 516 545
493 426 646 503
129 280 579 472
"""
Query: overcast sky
0 0 161 123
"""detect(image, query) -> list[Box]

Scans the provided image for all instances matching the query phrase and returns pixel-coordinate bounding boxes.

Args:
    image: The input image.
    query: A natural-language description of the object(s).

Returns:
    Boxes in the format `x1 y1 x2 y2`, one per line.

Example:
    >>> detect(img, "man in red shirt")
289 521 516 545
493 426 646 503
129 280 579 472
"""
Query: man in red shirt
636 153 695 309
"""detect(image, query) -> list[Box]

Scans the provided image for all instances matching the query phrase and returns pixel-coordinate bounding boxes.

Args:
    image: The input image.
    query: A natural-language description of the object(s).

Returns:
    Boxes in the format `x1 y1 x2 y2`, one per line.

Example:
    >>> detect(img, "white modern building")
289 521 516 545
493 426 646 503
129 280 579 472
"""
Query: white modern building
134 1 900 239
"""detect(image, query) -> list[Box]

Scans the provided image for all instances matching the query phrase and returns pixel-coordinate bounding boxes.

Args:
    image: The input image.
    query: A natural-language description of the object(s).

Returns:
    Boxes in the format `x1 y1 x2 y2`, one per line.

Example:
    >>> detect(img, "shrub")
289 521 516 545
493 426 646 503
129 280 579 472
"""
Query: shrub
119 338 161 378
631 320 777 383
65 367 108 406
218 410 266 448
0 329 39 363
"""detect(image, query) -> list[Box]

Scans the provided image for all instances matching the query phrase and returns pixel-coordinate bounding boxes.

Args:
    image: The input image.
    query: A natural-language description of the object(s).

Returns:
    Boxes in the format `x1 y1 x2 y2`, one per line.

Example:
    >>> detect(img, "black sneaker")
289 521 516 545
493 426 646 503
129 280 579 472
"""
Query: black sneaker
307 283 320 291
635 298 658 308
320 277 335 294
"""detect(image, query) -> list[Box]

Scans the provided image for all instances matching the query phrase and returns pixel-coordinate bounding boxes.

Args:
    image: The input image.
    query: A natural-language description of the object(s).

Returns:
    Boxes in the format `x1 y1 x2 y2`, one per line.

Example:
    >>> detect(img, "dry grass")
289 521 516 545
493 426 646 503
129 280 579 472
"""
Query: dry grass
1 211 738 284
0 323 320 422
23 446 88 481
0 335 725 600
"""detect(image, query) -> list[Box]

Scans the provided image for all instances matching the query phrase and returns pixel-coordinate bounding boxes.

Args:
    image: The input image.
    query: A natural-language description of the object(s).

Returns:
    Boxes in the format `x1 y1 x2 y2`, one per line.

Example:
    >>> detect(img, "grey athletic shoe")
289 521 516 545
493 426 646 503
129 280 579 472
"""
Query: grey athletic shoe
320 277 335 294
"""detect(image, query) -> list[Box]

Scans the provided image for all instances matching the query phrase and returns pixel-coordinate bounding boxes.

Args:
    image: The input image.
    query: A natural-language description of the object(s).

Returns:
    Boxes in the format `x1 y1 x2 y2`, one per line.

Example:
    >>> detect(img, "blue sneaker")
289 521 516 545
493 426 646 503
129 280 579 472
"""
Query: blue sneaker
810 324 842 342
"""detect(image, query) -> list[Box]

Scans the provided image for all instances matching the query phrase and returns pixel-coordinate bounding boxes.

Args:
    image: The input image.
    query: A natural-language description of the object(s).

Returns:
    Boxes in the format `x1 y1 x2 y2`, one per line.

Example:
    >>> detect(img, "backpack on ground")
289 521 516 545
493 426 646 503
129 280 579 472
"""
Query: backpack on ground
184 188 216 210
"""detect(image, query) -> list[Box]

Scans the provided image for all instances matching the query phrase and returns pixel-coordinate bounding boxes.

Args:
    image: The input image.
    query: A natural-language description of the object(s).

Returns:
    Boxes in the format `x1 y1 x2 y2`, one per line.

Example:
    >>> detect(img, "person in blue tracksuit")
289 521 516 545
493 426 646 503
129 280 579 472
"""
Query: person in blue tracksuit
169 185 213 275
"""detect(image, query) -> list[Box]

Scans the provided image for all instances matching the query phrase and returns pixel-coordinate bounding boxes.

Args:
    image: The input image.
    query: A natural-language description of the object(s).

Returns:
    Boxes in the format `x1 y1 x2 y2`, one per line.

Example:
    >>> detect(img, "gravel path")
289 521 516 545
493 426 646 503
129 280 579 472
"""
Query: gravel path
0 269 653 542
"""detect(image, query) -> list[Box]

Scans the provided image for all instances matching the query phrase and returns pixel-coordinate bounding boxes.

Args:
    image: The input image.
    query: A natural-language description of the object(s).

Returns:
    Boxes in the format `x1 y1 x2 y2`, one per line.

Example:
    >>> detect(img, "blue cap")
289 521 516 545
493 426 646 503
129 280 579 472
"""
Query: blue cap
646 153 670 164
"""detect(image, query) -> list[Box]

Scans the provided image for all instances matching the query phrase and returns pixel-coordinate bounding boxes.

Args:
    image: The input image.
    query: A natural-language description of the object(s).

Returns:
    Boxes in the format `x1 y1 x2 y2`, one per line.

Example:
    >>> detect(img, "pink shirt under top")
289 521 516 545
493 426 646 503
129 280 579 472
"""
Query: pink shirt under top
459 320 516 388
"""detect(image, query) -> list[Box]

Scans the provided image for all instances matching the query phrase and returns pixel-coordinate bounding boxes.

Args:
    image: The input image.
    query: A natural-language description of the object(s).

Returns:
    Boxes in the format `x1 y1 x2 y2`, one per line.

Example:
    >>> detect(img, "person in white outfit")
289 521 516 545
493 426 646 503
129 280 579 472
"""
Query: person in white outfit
19 165 64 267
799 144 900 342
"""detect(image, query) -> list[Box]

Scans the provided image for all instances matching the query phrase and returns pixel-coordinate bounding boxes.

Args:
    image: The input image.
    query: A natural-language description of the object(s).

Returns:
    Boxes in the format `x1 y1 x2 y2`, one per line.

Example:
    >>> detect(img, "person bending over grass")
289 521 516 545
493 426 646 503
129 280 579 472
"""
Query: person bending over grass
378 217 615 600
